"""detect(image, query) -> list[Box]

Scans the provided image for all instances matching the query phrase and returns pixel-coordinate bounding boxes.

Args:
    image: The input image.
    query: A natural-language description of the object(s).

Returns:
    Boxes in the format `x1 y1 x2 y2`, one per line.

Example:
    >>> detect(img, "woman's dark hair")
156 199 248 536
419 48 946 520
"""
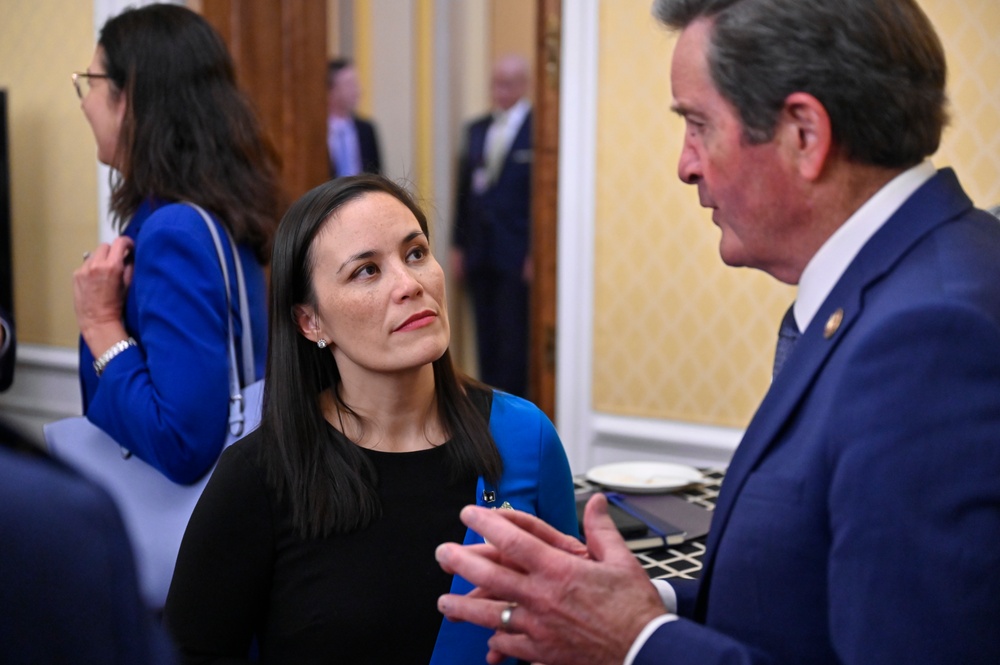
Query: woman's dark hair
260 174 503 538
99 4 281 261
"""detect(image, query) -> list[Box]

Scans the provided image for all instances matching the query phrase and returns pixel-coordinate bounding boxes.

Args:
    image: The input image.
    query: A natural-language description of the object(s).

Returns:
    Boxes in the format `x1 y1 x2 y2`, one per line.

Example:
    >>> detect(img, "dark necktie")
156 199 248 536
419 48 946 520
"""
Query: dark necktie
773 304 800 379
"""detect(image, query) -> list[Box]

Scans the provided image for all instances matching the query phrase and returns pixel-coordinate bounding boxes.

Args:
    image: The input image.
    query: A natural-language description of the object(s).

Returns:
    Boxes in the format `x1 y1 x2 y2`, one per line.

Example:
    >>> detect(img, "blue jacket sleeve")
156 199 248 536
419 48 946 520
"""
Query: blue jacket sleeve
83 205 266 484
429 391 579 665
480 390 578 537
532 401 580 538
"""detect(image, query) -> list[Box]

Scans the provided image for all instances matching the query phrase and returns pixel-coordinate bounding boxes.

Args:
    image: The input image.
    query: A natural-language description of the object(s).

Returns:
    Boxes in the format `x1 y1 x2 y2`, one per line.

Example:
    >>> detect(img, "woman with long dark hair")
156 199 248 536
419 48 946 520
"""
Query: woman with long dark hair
164 175 578 664
72 4 281 483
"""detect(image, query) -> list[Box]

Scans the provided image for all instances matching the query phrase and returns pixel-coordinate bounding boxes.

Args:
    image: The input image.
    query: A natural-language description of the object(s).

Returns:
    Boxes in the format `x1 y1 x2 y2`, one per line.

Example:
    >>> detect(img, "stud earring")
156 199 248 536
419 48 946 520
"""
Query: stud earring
317 339 328 349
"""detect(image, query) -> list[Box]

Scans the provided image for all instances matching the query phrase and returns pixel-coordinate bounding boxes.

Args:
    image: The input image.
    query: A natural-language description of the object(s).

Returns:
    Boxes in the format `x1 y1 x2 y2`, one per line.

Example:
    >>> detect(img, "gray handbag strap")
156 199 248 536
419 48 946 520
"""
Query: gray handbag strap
187 203 254 436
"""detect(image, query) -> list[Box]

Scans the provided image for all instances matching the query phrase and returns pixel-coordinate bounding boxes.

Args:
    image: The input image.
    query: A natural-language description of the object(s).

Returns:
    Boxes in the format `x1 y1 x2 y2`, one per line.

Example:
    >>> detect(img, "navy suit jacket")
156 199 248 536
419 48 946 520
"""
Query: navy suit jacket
329 115 382 178
0 424 175 663
638 169 1000 664
453 110 533 275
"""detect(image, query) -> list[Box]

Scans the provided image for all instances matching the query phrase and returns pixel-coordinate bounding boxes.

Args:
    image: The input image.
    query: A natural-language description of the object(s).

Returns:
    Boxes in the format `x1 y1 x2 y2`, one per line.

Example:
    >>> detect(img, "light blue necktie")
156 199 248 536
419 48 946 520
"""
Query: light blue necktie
335 123 360 176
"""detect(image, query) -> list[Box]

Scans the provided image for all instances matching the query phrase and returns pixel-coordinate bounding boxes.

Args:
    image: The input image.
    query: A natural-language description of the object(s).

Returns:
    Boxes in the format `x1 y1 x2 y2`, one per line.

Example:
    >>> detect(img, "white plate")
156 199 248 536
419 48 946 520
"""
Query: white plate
585 461 703 494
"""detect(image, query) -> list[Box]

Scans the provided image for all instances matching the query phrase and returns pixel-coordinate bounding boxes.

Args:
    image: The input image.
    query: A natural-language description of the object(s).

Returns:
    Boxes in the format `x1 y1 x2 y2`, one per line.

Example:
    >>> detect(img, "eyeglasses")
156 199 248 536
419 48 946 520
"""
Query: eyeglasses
71 71 112 100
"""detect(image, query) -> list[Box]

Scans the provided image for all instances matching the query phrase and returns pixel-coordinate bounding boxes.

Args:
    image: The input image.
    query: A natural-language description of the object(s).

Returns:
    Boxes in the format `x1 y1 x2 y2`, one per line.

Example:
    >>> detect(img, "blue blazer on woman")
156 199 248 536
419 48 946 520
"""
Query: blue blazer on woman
79 201 268 484
430 390 578 665
636 169 1000 664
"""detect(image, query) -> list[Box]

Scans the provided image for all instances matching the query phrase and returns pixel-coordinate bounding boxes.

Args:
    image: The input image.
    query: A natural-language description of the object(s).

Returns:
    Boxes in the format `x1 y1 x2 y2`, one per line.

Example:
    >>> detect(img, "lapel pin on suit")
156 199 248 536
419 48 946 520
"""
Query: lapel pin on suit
824 308 844 339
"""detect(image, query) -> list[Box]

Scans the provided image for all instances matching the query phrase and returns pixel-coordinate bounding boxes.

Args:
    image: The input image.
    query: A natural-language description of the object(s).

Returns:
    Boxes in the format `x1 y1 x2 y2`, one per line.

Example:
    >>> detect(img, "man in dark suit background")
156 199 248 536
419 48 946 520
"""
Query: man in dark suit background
435 1 1000 663
327 58 382 178
451 54 533 398
0 419 175 663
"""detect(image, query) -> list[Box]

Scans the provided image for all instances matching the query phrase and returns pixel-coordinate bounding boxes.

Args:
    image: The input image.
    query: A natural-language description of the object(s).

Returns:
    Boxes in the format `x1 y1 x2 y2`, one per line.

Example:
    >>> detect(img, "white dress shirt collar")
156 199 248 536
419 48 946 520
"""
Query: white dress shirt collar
328 114 352 131
794 160 936 332
493 98 530 132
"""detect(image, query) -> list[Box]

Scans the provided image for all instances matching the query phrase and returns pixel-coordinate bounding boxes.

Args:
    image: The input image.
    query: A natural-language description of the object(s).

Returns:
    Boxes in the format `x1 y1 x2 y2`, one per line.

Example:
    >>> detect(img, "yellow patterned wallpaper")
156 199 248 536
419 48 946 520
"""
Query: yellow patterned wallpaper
0 1 996 400
923 1 1000 205
592 0 1000 427
0 0 96 348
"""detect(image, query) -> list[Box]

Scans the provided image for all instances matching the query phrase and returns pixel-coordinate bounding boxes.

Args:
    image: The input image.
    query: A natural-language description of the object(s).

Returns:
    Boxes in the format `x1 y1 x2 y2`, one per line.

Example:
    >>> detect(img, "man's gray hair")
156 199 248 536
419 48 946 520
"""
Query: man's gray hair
652 0 948 169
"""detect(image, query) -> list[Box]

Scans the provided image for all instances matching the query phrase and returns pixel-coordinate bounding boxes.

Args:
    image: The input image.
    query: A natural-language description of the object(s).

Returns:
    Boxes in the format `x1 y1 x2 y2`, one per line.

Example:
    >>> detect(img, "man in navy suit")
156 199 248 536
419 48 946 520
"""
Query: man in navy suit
327 58 382 178
0 421 175 663
452 55 534 398
435 1 1000 663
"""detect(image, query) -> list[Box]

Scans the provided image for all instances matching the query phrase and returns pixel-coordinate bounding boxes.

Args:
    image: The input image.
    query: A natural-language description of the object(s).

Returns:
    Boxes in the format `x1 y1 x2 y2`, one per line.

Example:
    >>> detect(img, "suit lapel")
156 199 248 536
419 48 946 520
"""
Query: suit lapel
501 111 532 170
470 118 491 166
694 169 973 619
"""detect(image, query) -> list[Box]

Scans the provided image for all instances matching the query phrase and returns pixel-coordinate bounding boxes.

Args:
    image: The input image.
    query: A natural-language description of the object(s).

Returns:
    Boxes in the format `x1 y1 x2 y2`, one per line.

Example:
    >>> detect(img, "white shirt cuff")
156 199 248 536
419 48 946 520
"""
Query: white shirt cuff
623 614 679 665
652 579 677 613
621 580 679 665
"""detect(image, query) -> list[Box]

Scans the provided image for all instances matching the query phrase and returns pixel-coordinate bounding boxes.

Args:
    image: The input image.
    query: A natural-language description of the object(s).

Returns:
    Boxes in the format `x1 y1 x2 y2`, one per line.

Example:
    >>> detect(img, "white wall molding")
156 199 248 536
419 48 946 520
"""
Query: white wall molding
432 0 453 261
555 0 599 474
0 344 80 443
370 0 416 183
590 414 742 469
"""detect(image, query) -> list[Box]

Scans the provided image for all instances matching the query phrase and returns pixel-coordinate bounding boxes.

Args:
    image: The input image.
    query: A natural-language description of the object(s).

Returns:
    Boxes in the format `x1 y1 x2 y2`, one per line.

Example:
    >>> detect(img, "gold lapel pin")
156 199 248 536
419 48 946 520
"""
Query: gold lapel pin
824 308 844 339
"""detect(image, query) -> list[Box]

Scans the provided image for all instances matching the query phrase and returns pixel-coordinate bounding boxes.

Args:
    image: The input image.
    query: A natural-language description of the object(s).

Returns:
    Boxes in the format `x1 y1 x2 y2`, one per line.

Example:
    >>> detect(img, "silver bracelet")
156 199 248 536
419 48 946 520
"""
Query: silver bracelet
93 337 136 377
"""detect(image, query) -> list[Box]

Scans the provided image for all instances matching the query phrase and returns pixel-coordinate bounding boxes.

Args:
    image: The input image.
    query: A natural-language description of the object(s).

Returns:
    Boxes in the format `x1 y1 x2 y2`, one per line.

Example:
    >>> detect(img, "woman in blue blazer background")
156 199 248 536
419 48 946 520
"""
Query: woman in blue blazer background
72 4 281 484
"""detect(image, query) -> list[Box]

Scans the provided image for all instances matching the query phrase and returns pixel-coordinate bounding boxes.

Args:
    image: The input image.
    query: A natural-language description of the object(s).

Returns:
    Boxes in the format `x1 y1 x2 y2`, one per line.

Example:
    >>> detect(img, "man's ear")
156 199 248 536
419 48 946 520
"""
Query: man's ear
293 304 322 343
780 92 831 182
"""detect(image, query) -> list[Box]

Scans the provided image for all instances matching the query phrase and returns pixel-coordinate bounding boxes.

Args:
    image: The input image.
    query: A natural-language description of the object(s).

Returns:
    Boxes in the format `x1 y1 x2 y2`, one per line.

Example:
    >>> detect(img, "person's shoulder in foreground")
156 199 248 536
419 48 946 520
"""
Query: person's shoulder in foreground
0 421 175 664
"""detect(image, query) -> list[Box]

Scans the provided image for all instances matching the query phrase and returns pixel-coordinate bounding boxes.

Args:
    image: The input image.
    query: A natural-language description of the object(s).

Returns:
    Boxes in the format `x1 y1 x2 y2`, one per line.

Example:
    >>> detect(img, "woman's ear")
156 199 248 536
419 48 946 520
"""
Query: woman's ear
293 304 322 343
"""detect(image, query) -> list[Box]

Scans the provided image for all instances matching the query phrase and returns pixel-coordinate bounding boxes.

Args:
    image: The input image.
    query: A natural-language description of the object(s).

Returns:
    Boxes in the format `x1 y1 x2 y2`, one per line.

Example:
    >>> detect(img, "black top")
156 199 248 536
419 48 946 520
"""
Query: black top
165 425 477 664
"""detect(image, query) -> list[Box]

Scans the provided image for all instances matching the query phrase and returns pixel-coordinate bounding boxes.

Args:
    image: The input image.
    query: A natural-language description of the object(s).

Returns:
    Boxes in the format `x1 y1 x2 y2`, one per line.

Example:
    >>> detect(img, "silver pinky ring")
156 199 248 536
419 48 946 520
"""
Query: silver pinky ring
499 602 517 632
82 251 92 261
